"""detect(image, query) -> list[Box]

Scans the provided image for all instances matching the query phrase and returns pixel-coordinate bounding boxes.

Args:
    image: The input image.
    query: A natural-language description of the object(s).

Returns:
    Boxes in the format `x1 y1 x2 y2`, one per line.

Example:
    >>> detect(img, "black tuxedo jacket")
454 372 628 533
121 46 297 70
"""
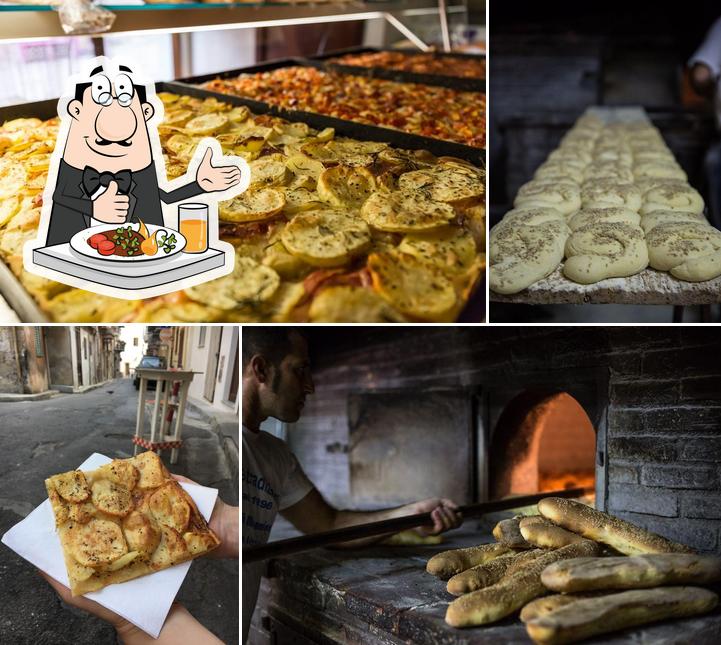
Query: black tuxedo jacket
46 160 203 246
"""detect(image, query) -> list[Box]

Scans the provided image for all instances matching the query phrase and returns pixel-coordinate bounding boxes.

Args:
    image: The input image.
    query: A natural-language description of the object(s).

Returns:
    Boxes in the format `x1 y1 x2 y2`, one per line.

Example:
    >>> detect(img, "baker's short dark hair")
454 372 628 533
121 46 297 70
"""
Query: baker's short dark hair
74 65 147 104
242 328 306 372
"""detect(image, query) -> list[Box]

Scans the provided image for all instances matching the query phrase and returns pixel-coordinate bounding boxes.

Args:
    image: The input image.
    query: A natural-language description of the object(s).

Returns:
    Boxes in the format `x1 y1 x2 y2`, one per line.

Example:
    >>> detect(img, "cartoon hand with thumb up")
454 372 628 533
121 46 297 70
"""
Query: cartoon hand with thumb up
93 180 130 224
196 147 243 193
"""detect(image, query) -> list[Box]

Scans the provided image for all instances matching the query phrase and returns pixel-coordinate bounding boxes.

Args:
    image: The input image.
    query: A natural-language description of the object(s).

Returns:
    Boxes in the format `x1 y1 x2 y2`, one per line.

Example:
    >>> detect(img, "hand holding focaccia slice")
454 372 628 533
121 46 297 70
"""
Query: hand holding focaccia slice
45 451 220 595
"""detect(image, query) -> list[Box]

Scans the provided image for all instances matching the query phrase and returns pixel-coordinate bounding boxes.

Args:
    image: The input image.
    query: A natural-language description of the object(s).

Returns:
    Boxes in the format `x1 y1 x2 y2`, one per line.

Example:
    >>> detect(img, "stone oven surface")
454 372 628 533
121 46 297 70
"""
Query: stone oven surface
254 522 721 645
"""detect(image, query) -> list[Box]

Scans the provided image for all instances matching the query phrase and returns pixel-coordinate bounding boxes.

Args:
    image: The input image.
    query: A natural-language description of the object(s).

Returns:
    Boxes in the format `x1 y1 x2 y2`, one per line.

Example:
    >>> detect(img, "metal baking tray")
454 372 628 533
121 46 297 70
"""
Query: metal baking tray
300 46 486 93
0 98 57 322
0 85 485 323
171 58 485 161
163 79 484 165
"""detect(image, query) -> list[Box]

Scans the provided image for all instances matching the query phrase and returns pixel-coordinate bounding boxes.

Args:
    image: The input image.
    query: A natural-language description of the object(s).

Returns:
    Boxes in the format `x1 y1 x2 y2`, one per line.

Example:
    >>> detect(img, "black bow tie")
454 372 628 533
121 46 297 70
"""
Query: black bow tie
82 166 132 196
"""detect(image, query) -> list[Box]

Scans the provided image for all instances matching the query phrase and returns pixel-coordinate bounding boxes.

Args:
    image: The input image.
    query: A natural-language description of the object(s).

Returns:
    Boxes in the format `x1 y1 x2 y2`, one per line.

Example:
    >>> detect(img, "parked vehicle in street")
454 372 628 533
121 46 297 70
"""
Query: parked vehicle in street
133 355 167 389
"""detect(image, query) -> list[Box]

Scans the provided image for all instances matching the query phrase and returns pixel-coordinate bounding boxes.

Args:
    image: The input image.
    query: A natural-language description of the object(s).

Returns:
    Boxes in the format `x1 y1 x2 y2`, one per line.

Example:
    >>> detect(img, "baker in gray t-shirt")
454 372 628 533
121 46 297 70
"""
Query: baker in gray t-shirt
242 329 463 643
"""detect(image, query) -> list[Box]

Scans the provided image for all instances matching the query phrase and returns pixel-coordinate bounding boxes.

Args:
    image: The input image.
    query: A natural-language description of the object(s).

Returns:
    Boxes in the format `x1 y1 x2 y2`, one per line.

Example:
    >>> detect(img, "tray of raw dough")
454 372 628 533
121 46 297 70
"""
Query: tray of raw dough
490 266 721 305
490 106 721 305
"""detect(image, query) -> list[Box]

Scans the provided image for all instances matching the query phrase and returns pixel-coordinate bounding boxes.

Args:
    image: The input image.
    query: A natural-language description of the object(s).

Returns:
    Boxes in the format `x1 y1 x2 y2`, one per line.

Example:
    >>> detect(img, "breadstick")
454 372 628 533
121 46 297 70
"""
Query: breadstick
520 593 604 623
541 553 721 593
445 540 600 627
519 516 588 548
493 516 534 549
538 497 694 555
426 543 513 579
447 549 544 596
526 586 718 645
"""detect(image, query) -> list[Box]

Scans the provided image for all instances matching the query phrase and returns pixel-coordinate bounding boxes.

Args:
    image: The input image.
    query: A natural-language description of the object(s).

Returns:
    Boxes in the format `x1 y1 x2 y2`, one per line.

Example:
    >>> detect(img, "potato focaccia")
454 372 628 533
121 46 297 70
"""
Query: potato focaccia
0 93 484 322
44 451 219 596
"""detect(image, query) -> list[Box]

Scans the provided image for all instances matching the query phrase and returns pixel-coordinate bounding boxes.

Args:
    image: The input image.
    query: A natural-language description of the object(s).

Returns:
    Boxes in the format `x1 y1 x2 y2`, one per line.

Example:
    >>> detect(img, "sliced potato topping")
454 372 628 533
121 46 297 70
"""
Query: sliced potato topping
317 165 375 210
93 461 140 491
122 510 162 557
67 557 96 582
67 518 128 568
69 501 96 524
52 470 91 503
91 480 134 517
184 113 229 136
281 209 371 267
47 487 70 526
361 191 456 233
106 550 140 572
286 153 325 180
250 157 289 187
183 531 219 555
399 226 479 274
309 285 406 323
368 250 458 321
150 525 190 569
149 482 191 533
185 256 281 310
133 451 167 489
219 188 285 223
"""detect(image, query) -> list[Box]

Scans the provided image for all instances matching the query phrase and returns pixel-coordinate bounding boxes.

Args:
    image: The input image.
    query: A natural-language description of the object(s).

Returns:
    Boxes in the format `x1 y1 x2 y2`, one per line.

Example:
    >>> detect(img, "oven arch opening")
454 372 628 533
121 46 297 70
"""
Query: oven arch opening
489 390 597 505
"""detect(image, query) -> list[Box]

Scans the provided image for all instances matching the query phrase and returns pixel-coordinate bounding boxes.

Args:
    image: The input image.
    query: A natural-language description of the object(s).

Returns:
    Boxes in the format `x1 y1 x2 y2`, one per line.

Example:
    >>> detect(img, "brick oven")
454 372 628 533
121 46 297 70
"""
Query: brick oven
247 327 721 644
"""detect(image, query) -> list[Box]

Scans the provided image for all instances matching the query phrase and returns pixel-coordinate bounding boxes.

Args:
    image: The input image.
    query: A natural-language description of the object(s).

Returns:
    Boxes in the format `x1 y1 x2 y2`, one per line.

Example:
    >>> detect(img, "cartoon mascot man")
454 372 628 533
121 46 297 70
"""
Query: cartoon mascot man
45 62 242 245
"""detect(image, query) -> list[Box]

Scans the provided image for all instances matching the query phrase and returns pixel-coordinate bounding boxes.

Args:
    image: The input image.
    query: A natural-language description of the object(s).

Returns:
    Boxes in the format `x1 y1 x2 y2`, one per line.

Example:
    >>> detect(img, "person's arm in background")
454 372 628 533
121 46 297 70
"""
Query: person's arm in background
689 16 721 97
281 488 462 548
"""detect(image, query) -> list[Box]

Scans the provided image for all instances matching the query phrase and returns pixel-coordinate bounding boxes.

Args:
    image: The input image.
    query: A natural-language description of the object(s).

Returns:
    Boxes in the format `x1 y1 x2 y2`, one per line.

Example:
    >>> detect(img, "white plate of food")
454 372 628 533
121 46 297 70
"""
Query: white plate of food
69 221 186 262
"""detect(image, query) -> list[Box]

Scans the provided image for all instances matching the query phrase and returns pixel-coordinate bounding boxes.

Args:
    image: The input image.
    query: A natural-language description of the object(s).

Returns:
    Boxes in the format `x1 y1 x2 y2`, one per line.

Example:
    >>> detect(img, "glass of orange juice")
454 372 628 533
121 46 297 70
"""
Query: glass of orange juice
179 203 208 253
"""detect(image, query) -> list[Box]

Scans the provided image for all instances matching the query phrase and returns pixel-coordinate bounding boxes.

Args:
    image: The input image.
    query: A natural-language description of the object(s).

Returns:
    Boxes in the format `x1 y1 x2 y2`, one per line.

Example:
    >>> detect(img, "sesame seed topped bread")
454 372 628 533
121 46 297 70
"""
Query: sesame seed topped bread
537 497 694 556
445 540 601 627
492 516 534 549
446 549 545 596
540 553 721 593
426 542 513 580
519 516 588 549
525 586 718 645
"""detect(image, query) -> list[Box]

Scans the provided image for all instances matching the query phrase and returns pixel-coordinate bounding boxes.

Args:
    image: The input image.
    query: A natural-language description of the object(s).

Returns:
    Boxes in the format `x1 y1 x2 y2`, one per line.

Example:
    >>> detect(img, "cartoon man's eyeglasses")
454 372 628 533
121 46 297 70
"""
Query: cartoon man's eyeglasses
91 73 134 107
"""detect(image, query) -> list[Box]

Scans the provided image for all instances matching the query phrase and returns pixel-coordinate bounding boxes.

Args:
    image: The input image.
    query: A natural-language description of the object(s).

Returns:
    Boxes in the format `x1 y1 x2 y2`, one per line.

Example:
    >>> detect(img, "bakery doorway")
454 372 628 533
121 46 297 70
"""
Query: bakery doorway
489 391 596 503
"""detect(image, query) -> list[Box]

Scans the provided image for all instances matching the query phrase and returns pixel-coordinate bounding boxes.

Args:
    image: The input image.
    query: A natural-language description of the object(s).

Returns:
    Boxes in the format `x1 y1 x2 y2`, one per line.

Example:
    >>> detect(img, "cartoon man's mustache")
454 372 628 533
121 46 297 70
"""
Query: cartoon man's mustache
94 137 132 147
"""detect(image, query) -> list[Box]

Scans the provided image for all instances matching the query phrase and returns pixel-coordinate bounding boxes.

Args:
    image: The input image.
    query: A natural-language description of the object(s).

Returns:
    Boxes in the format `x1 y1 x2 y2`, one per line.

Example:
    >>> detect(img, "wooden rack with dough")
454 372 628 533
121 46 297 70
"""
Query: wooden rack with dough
490 106 721 307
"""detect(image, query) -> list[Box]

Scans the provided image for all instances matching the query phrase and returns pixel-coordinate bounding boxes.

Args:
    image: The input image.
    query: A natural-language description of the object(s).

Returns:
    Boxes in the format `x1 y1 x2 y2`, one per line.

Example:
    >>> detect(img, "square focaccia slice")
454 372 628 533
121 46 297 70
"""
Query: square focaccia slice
44 451 220 595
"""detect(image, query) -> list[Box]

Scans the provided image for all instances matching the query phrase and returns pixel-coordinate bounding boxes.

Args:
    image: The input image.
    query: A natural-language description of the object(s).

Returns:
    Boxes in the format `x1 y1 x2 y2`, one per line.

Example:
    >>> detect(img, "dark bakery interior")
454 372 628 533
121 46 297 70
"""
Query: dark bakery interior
246 327 721 644
489 0 721 323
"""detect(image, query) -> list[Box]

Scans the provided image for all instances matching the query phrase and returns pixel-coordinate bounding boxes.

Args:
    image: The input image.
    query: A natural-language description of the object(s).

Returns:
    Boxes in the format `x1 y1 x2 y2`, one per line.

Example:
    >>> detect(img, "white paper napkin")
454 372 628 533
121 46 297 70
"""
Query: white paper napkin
1 452 218 639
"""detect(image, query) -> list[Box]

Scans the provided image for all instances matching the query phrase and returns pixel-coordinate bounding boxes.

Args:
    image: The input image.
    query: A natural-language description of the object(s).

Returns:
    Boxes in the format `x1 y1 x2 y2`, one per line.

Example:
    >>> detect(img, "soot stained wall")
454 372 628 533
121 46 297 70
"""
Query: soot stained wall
290 328 721 553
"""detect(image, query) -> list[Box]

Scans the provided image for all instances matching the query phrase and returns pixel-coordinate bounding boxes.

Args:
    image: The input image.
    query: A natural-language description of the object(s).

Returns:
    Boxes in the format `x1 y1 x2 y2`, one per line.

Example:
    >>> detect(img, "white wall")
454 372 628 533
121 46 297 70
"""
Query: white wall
217 326 239 411
185 326 238 413
120 325 147 376
185 326 211 402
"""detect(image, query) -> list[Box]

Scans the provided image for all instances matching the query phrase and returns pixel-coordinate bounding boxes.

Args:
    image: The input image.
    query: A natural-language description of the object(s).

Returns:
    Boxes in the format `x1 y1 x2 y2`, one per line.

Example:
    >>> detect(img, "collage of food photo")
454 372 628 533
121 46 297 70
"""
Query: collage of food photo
1 1 721 645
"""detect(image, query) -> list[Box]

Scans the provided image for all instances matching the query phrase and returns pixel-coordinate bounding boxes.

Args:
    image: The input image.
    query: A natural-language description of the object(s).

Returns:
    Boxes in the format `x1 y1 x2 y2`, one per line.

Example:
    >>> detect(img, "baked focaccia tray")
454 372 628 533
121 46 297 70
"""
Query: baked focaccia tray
195 65 485 148
44 451 219 595
0 82 485 323
306 47 486 93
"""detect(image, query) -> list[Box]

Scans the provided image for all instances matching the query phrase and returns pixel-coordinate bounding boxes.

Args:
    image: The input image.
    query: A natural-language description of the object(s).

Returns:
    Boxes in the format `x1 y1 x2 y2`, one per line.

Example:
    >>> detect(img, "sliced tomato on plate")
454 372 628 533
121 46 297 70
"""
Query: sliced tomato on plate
97 239 116 256
88 233 108 249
